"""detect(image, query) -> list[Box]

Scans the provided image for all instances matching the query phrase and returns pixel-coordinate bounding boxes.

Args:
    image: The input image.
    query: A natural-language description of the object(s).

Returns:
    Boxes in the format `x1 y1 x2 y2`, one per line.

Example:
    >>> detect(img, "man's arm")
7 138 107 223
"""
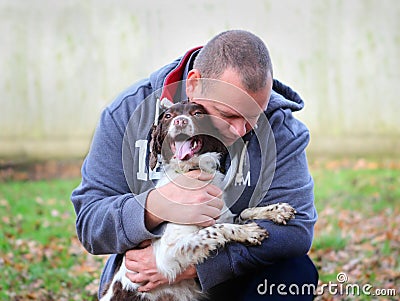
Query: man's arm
195 108 318 291
71 108 159 254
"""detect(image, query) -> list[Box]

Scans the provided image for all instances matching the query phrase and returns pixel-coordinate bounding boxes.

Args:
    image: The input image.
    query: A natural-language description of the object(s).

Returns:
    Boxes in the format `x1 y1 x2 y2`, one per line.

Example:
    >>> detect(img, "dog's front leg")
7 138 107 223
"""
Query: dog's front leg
155 222 268 281
238 202 296 224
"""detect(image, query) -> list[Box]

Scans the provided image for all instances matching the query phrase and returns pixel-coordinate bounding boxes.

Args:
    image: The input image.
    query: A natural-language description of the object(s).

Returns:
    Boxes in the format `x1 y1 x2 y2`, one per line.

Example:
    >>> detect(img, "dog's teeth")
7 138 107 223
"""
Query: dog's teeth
192 141 197 149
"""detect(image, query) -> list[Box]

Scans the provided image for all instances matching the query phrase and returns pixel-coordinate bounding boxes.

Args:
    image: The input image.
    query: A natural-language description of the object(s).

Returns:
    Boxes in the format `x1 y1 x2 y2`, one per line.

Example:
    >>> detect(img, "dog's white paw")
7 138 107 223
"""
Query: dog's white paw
238 203 296 225
270 203 296 225
240 222 269 245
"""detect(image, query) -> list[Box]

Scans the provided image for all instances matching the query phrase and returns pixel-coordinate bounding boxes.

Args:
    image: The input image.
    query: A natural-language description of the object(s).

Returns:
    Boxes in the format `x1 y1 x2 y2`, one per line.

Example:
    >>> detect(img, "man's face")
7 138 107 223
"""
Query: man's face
186 68 272 146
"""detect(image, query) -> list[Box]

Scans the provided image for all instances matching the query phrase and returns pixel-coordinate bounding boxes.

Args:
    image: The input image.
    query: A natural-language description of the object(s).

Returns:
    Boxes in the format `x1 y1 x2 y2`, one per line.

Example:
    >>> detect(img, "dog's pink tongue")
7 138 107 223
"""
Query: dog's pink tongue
175 140 193 160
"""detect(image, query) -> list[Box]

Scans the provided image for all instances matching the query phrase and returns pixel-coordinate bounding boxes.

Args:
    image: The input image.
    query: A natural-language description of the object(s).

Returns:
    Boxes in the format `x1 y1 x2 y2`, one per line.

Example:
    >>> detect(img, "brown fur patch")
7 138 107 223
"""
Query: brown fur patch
109 281 143 301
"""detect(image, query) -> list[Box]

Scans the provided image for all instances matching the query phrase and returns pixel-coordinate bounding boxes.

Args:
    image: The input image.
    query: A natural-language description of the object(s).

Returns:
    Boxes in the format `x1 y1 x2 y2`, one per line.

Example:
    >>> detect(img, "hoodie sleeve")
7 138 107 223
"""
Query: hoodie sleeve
196 107 317 291
71 107 162 255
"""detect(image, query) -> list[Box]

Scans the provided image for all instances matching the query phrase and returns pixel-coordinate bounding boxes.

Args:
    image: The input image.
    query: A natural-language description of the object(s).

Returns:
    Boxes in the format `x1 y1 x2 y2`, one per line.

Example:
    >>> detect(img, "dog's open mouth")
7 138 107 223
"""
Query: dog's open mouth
171 134 203 161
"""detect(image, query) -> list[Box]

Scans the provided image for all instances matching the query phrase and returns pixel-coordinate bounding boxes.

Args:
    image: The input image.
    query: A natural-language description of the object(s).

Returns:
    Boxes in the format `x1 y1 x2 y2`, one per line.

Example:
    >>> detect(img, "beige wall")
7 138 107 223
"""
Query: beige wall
1 0 399 159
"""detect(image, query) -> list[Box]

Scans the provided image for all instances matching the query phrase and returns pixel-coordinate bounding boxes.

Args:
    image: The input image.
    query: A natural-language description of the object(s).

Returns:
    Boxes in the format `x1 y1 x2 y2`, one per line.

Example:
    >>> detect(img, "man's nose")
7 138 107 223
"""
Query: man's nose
173 116 189 127
230 120 247 137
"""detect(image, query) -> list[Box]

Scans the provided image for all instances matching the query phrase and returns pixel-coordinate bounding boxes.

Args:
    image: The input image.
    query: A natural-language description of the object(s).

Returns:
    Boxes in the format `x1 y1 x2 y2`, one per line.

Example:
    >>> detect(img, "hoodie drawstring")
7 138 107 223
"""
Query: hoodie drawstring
235 141 249 186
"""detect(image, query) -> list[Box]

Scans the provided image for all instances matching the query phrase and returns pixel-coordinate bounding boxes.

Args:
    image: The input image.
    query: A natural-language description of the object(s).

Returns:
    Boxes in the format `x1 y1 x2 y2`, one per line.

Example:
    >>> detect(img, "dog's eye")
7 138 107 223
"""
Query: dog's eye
193 111 204 118
164 113 172 119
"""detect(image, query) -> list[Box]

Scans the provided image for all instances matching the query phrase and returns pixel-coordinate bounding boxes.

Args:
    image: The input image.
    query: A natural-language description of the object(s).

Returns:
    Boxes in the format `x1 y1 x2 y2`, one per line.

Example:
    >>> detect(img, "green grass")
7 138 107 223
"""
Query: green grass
0 178 104 301
311 167 400 254
0 162 399 300
312 231 349 251
309 164 400 300
312 168 399 212
1 180 77 244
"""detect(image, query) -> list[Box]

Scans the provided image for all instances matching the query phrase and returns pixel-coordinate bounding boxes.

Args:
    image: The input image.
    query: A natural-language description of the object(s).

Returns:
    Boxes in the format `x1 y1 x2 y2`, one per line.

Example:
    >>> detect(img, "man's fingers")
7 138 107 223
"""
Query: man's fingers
205 184 223 198
126 271 168 292
125 271 140 283
137 280 165 292
126 270 163 283
125 260 145 274
185 169 214 181
195 217 216 227
192 205 222 226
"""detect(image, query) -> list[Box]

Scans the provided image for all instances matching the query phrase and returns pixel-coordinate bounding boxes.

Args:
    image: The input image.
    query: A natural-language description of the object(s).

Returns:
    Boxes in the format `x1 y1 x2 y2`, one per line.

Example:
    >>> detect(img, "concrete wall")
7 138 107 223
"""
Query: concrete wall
1 0 399 159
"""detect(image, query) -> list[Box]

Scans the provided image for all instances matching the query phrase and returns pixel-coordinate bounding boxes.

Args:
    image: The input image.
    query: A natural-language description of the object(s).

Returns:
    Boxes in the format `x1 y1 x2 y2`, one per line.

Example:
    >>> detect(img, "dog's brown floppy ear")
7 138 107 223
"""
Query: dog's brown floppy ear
149 124 161 170
149 107 167 170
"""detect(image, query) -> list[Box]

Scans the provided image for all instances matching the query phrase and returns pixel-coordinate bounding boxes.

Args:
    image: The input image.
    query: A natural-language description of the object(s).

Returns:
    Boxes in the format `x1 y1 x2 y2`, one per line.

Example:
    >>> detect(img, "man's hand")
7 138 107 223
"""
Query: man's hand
145 170 223 230
125 241 198 292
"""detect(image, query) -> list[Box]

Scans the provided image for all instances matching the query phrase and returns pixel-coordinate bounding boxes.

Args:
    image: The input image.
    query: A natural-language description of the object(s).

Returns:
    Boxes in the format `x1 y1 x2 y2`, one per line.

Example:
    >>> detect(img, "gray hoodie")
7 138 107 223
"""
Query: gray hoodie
71 47 317 293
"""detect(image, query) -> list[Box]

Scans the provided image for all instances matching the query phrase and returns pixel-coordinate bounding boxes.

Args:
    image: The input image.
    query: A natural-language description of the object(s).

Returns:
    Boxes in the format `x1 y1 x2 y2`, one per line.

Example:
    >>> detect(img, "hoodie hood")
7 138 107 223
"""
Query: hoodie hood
149 47 305 115
267 79 305 114
149 46 202 105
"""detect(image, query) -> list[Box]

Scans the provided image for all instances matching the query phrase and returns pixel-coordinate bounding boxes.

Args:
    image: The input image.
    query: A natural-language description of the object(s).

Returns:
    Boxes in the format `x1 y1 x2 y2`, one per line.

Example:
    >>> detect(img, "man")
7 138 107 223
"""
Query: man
71 30 318 300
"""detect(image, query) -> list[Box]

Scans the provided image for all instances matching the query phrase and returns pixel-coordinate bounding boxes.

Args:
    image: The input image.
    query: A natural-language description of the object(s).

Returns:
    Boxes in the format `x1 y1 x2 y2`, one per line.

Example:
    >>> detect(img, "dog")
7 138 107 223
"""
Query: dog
100 100 296 301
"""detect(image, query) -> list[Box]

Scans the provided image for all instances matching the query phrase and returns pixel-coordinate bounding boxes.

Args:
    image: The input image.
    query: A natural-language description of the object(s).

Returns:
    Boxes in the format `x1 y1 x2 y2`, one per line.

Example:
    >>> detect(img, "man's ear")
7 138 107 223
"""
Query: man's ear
186 69 201 98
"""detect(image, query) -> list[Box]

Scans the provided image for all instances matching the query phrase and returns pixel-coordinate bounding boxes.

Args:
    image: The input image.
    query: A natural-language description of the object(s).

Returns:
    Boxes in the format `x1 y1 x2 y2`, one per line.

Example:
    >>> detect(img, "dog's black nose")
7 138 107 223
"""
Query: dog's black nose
173 116 189 127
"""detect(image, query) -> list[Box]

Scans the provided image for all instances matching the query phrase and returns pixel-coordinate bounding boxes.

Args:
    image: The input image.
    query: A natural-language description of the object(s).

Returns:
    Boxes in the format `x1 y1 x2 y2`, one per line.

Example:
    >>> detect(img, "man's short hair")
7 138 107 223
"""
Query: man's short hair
193 30 273 92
